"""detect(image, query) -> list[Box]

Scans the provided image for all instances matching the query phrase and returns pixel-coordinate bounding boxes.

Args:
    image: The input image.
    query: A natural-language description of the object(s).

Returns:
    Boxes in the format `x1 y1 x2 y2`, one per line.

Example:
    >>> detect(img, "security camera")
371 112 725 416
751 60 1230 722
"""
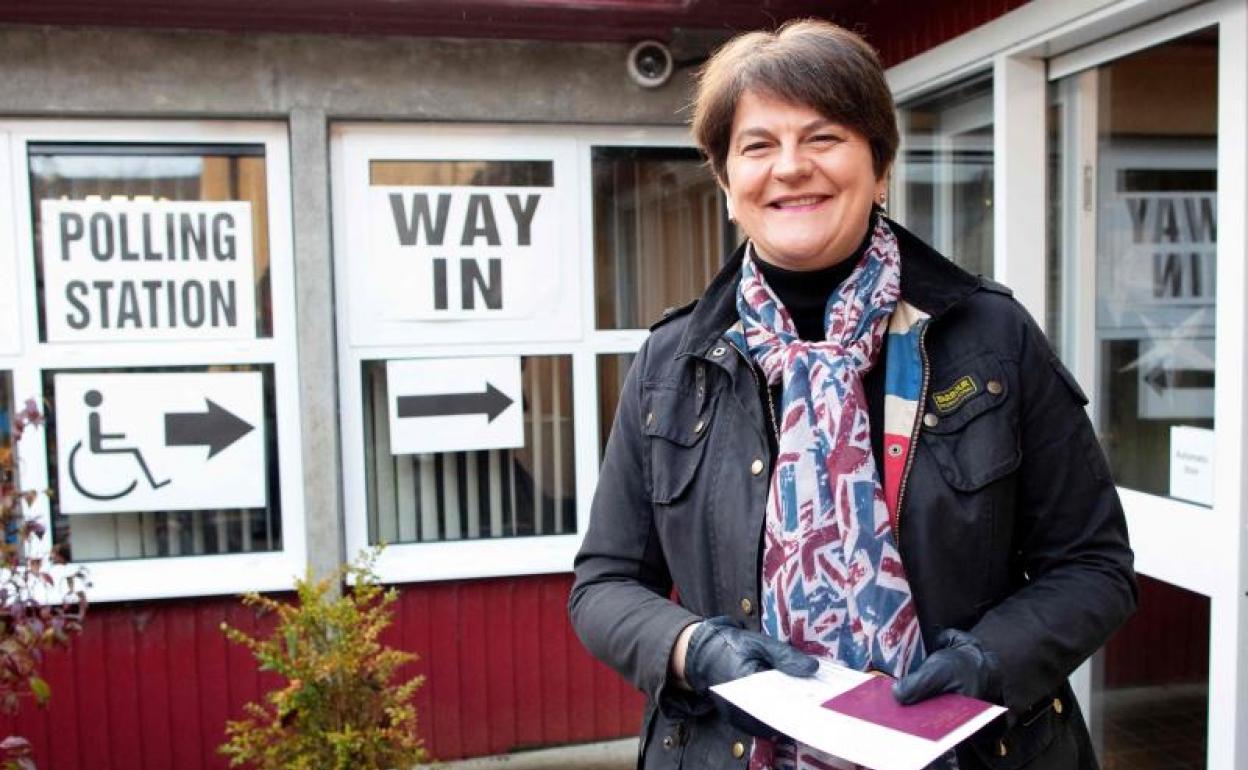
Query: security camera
627 40 674 89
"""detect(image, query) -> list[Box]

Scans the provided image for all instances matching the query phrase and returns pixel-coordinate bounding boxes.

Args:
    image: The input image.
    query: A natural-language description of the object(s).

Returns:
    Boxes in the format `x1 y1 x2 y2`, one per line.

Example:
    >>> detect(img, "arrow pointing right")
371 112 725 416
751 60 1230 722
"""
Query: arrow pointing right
397 383 514 423
165 399 255 459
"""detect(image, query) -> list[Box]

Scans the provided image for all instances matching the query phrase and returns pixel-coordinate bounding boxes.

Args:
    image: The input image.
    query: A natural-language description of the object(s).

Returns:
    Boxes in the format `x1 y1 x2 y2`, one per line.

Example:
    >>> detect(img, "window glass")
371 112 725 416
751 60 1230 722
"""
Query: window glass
362 356 575 543
28 144 273 340
597 353 635 459
42 363 282 562
1097 575 1208 768
0 369 12 463
593 147 728 329
897 76 994 276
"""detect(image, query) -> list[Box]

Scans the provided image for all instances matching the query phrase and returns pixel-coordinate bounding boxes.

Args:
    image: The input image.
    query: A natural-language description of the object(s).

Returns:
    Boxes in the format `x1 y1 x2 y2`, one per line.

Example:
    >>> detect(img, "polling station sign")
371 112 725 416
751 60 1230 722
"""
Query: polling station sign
41 199 257 343
367 187 560 322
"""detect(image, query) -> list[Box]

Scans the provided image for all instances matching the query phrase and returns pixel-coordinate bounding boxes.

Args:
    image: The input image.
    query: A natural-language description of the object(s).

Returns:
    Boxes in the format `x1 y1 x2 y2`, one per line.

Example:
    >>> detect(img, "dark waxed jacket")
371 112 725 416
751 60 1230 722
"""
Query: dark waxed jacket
569 218 1137 770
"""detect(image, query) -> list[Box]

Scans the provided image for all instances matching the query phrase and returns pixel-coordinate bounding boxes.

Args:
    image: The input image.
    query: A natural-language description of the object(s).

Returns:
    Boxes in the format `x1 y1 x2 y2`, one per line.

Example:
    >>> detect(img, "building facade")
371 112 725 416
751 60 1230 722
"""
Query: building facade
0 0 1243 767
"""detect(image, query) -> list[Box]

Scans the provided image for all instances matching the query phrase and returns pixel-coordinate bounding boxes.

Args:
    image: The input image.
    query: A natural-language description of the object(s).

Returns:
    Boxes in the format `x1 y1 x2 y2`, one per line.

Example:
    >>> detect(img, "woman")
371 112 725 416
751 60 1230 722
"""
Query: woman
570 19 1135 770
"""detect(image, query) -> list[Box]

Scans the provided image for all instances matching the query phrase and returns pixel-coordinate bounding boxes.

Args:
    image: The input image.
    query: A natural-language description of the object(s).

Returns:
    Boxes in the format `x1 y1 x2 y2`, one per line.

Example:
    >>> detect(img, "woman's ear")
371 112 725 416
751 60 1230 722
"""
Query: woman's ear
720 182 735 223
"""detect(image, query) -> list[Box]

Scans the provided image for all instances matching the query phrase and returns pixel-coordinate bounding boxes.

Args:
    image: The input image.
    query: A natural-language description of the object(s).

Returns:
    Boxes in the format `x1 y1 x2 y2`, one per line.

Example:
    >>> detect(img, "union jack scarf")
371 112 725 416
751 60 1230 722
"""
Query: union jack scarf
726 217 957 770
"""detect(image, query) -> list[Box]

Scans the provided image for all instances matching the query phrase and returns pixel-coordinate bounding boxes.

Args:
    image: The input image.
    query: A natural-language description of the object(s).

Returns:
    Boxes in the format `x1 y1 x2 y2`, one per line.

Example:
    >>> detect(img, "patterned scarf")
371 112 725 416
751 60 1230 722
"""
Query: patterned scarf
726 217 953 770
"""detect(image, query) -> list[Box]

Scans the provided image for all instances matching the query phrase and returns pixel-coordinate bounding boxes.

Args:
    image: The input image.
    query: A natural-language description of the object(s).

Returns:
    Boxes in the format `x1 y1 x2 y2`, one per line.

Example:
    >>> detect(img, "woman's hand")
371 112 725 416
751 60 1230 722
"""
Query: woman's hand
671 616 819 738
682 616 820 694
892 629 1002 705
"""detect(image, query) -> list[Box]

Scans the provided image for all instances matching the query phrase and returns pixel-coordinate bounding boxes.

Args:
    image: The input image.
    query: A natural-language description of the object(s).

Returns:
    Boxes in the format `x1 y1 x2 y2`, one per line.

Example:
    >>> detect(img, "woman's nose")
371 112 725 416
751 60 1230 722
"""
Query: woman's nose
772 143 812 181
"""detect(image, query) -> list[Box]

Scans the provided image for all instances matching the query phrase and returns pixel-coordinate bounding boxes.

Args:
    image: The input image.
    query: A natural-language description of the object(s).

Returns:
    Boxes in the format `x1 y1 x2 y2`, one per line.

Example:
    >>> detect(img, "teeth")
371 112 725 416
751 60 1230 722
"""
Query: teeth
775 196 822 208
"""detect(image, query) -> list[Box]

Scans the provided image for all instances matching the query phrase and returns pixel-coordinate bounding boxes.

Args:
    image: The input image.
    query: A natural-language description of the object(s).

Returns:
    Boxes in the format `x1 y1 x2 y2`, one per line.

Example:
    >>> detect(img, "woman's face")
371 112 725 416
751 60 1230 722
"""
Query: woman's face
723 90 886 271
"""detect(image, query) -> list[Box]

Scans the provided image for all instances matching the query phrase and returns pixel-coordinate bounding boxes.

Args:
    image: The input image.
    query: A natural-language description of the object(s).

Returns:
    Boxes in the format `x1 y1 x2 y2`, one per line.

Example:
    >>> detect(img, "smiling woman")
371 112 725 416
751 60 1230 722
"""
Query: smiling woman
570 17 1136 770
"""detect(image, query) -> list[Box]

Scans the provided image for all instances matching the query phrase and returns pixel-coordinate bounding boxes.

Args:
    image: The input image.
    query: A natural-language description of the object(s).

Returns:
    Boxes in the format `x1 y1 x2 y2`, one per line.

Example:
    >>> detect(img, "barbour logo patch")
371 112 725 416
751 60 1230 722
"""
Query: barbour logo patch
933 375 979 413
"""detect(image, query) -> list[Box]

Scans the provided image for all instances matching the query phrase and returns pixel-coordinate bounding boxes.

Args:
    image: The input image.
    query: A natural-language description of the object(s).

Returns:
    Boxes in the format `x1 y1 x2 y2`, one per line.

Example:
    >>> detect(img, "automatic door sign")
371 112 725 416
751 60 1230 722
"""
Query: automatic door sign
54 371 266 514
40 199 257 343
386 357 523 455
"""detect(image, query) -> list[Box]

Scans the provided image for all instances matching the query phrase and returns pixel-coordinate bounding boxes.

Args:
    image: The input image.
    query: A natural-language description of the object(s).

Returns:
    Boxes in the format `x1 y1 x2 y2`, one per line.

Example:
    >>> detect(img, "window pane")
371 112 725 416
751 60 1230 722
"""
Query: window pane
0 370 12 475
42 364 282 561
1091 29 1218 500
593 147 727 329
370 160 553 187
1097 575 1208 769
362 356 575 543
29 144 273 339
897 76 994 276
597 353 635 459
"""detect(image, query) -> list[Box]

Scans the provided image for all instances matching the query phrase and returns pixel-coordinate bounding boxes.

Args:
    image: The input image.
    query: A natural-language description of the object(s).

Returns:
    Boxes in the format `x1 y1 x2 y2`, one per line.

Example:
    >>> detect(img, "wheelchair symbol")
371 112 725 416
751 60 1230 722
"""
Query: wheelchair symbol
67 390 170 502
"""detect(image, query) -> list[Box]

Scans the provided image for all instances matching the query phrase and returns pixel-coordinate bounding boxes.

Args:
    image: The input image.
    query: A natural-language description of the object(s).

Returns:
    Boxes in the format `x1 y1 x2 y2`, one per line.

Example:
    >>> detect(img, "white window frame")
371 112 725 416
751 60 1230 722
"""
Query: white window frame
331 122 698 584
888 0 1248 765
0 120 307 602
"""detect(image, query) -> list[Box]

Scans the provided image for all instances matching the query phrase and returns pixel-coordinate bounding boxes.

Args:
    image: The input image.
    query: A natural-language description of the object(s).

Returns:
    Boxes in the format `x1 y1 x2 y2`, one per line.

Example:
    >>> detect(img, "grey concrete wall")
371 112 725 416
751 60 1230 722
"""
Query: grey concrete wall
0 23 695 582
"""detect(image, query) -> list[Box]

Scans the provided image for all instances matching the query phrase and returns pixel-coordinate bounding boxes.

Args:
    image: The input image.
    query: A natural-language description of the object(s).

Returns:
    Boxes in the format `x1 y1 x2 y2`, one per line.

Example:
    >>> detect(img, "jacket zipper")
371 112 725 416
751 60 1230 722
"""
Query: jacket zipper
891 321 931 541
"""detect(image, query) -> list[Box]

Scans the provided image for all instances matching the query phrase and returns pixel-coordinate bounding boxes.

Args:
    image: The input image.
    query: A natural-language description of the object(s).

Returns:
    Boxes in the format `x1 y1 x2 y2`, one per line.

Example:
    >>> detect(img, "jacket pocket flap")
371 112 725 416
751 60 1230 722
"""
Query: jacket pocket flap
642 388 712 447
924 354 1009 435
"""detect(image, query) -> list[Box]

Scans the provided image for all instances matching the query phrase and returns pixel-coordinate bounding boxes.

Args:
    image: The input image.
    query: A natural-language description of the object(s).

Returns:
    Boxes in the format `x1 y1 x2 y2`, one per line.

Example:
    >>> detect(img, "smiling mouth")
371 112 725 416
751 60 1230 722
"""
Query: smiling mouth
769 195 828 210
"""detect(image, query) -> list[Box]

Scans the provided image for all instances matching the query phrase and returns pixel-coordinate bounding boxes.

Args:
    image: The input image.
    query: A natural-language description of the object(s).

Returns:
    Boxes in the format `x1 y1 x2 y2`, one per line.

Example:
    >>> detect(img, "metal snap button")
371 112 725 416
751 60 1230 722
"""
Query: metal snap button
1053 697 1063 715
987 379 1003 396
645 411 655 427
923 413 940 428
731 741 746 759
750 459 764 475
740 597 753 615
711 345 727 357
998 740 1008 757
662 735 674 749
887 443 903 457
694 419 705 434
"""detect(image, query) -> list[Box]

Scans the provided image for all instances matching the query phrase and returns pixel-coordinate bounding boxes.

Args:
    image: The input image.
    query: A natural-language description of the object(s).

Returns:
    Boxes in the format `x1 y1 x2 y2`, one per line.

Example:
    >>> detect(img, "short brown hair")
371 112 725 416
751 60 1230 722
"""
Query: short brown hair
691 19 898 184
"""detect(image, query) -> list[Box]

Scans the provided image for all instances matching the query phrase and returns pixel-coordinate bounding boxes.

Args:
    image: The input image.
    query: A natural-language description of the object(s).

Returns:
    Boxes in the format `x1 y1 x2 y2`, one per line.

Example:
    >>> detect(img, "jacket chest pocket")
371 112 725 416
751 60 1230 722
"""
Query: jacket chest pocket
642 385 716 505
920 352 1020 491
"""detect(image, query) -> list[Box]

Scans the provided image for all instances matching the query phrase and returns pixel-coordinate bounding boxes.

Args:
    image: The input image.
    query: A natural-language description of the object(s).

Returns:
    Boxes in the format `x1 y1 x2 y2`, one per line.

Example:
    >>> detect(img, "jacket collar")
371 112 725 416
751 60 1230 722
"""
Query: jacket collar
675 216 981 360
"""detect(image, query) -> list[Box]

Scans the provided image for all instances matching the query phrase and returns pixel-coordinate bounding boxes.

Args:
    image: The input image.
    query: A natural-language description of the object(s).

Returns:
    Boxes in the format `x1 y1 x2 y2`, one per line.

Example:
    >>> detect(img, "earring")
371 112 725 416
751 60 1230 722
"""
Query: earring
876 193 888 211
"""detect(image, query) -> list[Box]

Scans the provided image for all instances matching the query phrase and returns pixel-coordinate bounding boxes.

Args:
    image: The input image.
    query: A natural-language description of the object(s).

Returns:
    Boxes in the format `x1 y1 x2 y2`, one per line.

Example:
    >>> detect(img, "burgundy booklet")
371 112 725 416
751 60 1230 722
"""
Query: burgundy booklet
821 676 994 742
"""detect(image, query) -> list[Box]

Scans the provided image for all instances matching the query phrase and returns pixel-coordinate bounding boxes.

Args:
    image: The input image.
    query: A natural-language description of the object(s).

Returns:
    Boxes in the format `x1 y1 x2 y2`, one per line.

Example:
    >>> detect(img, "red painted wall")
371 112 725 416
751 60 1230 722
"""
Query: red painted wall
854 0 1031 67
0 574 641 769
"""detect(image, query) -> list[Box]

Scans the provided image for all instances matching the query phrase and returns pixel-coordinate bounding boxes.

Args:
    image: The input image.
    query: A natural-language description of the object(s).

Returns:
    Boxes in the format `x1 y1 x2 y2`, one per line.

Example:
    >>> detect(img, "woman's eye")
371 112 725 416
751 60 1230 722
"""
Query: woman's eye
809 134 841 145
741 142 770 154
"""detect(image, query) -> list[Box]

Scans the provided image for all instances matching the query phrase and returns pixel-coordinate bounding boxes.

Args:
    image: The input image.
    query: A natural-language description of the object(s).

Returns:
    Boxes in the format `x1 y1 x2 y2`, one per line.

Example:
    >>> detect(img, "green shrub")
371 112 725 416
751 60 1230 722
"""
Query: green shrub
219 549 427 770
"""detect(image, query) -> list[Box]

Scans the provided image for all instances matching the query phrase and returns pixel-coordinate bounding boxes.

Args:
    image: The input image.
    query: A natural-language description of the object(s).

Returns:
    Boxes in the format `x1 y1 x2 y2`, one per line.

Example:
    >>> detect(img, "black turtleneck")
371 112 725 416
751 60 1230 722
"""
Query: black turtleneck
754 210 876 341
751 211 888 472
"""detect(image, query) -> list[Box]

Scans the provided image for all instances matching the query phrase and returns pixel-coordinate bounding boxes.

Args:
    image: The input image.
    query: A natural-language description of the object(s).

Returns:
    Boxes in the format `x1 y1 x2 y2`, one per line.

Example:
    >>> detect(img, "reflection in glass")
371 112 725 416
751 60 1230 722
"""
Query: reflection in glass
1097 576 1208 769
896 75 994 277
362 356 575 543
593 147 728 329
41 364 282 561
28 145 273 338
0 371 11 474
1089 30 1218 499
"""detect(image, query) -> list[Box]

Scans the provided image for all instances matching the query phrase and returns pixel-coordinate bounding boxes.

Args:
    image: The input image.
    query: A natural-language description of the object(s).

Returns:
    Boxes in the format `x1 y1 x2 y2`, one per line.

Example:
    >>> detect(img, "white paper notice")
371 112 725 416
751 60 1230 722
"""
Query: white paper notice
1169 425 1215 506
712 661 1005 770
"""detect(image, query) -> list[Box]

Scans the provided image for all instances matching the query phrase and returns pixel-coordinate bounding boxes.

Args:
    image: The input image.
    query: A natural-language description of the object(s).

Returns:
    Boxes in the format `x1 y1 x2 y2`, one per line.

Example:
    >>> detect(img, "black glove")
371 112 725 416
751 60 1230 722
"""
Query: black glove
892 629 1002 705
684 616 819 738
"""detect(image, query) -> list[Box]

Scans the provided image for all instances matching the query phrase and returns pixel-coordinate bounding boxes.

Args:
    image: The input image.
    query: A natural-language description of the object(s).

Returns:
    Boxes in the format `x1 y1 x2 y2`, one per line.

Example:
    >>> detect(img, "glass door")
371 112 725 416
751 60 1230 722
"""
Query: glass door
1050 19 1223 770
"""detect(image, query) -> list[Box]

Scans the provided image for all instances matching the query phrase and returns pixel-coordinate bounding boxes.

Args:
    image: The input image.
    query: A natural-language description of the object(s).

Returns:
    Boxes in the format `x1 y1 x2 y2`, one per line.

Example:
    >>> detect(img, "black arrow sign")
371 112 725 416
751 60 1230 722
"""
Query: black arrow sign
397 383 514 423
165 399 255 459
1143 367 1216 396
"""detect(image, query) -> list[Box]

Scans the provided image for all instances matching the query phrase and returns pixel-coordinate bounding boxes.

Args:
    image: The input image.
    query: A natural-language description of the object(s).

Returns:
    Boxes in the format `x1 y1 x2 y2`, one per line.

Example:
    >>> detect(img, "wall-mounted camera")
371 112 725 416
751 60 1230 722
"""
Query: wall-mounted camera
627 40 674 89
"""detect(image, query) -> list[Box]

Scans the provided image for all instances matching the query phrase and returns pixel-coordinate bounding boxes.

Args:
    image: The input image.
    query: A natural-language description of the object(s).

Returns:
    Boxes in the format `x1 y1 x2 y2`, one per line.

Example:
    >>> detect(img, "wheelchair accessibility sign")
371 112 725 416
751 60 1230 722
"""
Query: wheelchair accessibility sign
53 371 266 515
